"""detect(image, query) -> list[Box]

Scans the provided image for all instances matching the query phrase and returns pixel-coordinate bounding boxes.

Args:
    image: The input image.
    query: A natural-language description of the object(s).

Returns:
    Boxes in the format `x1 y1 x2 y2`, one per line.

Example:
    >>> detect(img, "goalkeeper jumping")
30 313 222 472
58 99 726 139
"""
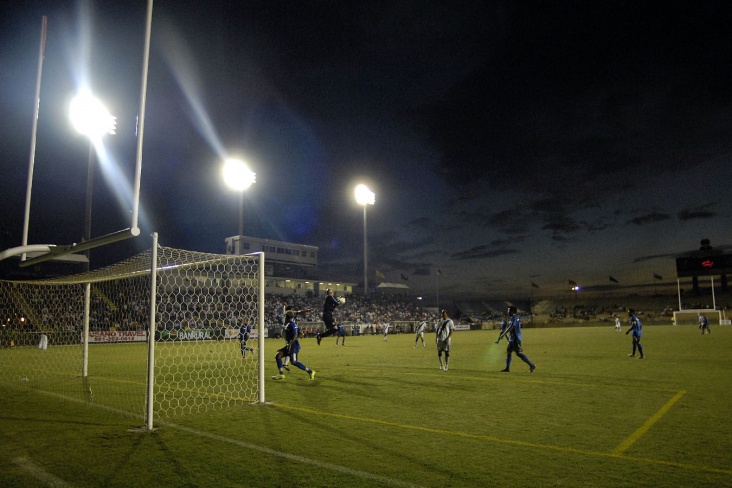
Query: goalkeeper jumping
316 288 341 345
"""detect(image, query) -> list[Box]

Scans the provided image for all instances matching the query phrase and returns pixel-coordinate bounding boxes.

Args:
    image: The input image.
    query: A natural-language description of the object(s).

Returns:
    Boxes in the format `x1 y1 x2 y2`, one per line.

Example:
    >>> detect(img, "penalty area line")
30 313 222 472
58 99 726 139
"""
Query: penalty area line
275 399 732 477
612 390 687 456
13 457 73 487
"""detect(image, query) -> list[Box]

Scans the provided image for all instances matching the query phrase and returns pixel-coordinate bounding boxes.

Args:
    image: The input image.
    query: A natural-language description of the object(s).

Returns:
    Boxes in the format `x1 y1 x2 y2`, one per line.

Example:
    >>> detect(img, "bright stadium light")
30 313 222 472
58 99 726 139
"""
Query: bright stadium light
355 184 375 295
69 90 116 271
69 91 117 139
222 158 256 236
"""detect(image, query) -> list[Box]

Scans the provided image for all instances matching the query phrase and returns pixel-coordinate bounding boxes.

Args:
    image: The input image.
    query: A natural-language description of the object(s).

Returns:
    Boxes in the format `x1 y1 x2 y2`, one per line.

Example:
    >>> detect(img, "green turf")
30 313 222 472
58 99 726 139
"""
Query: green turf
2 325 731 487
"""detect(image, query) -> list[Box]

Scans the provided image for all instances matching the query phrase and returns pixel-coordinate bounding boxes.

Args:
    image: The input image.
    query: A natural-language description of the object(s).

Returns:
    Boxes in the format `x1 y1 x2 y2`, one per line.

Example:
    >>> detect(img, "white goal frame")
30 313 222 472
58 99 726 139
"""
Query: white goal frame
672 309 722 326
0 233 266 431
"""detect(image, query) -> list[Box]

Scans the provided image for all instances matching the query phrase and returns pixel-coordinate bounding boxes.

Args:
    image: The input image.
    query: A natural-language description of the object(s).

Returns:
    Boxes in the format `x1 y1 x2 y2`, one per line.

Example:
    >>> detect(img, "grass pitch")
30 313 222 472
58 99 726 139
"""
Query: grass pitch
2 325 731 487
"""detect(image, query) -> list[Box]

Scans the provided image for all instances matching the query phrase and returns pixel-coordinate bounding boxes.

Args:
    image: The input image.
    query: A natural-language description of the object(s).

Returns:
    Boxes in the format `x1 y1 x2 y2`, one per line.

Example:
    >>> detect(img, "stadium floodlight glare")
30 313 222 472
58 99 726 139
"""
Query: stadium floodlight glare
69 91 117 138
69 91 117 270
355 184 375 295
355 184 376 206
222 158 256 237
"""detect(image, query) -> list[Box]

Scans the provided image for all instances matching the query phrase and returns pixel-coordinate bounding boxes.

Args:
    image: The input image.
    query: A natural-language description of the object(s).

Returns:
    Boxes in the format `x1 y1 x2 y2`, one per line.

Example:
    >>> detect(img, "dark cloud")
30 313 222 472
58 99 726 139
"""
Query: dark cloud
678 204 717 221
451 245 521 261
626 212 672 226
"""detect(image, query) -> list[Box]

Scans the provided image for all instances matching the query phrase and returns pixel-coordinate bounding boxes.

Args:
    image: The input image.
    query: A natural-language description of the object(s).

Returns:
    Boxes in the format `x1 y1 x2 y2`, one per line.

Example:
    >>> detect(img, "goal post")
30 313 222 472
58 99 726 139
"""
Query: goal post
672 309 722 326
150 246 265 421
0 240 266 430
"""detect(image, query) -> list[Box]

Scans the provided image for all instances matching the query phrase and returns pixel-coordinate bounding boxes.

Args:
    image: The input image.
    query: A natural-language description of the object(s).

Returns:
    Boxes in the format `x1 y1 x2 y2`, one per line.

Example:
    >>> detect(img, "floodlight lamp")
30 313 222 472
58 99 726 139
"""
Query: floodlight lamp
355 184 375 206
69 91 117 138
222 159 256 192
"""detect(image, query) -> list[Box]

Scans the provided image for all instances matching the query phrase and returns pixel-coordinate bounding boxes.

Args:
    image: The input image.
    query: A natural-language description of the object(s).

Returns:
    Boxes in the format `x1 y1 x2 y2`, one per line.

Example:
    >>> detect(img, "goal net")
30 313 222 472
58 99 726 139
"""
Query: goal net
672 309 722 326
0 245 264 426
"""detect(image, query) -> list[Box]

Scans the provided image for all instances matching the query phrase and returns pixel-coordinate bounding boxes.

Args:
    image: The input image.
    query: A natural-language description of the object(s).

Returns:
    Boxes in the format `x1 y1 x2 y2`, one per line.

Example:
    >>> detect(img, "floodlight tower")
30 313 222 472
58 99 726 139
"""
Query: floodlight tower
69 90 117 270
355 184 375 295
222 158 256 237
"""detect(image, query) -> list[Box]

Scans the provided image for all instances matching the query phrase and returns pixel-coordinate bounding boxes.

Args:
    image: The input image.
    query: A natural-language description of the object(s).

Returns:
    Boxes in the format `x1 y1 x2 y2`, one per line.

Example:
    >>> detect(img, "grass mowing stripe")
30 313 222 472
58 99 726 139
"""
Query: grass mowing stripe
7 385 421 487
13 384 732 479
159 421 426 488
273 399 732 477
611 389 687 456
13 457 73 487
393 369 682 393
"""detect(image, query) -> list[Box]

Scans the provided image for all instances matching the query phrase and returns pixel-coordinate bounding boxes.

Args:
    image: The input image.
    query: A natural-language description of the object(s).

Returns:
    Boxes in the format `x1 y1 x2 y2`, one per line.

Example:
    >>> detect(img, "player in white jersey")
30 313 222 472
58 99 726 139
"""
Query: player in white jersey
382 322 391 341
414 321 427 348
435 310 455 371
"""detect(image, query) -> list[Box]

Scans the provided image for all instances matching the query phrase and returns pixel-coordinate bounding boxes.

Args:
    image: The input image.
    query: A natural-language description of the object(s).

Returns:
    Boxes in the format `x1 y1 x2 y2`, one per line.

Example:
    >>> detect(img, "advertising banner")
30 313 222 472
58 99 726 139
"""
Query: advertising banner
156 328 226 342
87 330 148 343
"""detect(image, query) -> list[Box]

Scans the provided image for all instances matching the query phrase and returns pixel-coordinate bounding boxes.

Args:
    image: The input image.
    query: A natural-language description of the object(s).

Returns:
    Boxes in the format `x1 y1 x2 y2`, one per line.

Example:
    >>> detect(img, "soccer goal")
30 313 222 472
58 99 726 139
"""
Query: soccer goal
672 309 722 326
0 239 265 429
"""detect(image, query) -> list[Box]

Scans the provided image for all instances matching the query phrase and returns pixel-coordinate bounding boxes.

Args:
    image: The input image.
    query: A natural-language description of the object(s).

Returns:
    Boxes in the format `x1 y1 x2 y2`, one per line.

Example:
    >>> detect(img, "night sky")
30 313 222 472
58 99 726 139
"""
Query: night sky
1 1 731 300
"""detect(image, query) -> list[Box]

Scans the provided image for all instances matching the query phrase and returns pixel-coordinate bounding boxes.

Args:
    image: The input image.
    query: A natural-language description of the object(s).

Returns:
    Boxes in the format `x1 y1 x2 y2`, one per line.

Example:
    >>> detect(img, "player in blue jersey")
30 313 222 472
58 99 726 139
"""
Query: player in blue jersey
316 288 341 345
335 323 346 346
500 306 536 373
273 306 315 380
239 323 254 359
626 309 645 358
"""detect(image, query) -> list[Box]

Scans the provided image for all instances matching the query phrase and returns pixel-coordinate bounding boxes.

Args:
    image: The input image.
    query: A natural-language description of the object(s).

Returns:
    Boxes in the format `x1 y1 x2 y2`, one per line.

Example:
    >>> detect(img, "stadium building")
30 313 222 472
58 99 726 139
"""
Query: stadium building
225 235 354 297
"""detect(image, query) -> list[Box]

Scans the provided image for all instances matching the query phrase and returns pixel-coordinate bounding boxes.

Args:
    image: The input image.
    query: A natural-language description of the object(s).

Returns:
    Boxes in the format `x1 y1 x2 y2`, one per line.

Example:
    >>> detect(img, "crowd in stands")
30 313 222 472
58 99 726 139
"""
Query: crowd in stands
265 293 435 329
6 280 731 338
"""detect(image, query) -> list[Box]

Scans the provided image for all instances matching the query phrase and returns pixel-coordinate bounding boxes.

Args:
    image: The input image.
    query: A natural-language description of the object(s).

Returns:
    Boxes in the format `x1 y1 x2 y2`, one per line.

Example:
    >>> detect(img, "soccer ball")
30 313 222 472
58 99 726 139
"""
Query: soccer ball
338 296 346 305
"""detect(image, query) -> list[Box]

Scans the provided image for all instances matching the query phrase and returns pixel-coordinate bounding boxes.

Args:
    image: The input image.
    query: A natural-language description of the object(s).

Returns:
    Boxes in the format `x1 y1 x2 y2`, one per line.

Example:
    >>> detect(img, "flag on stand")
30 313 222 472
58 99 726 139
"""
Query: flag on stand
609 276 619 283
568 279 577 286
401 273 408 281
653 273 663 280
531 282 539 288
437 269 443 276
375 270 385 280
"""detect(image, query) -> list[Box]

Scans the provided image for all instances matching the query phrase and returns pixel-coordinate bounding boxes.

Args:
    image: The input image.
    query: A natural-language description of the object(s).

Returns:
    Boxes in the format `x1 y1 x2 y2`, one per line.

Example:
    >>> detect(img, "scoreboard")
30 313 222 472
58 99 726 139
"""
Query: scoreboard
675 254 731 278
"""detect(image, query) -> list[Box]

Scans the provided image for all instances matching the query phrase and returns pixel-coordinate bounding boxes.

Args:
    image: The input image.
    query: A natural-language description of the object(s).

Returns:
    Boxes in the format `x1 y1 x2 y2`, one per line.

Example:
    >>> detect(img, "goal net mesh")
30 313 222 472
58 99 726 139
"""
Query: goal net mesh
672 309 721 326
0 246 262 420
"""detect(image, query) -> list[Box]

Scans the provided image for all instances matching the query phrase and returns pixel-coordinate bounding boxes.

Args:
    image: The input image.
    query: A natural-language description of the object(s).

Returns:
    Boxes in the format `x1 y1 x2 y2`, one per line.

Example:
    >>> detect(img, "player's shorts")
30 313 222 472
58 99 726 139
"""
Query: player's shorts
507 340 523 353
436 339 451 353
323 314 336 329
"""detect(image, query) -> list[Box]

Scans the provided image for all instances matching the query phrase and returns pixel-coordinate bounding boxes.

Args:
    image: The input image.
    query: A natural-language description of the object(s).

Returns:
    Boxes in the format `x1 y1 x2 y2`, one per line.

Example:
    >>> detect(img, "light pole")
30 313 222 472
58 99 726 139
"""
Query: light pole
69 90 116 270
222 158 256 237
355 184 375 295
571 285 580 318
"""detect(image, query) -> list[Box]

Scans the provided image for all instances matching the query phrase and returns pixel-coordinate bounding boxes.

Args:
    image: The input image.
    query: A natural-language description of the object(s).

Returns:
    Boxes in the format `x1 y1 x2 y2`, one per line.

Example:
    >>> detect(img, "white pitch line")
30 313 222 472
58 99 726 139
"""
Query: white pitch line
162 420 425 488
13 457 72 487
